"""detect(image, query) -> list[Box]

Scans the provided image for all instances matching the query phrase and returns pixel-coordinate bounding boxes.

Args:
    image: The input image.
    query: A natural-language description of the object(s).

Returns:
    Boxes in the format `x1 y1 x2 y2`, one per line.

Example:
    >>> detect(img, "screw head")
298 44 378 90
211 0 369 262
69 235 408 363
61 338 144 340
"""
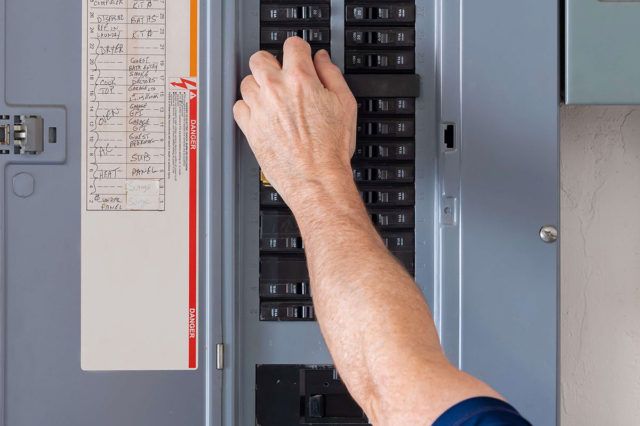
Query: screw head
539 225 558 243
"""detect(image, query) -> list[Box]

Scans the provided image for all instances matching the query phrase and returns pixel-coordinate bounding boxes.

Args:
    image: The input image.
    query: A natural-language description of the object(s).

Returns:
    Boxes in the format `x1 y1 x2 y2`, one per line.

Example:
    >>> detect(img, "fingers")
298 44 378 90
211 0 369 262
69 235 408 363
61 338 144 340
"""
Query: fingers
282 37 319 79
239 75 260 105
249 50 281 86
314 50 356 106
233 100 251 135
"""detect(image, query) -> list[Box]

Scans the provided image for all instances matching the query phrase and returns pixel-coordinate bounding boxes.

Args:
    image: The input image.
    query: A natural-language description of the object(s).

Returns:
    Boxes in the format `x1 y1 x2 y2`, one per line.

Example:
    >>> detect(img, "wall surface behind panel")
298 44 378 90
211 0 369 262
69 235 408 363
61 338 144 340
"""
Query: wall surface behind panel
561 106 640 425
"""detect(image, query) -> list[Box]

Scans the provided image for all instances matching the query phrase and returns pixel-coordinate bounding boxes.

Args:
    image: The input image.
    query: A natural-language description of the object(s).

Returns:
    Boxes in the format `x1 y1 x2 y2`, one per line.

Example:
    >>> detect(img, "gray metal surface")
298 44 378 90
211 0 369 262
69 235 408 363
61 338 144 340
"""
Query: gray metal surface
229 1 558 425
454 1 559 424
227 2 439 424
229 1 336 424
0 0 217 425
1 0 558 425
566 0 640 104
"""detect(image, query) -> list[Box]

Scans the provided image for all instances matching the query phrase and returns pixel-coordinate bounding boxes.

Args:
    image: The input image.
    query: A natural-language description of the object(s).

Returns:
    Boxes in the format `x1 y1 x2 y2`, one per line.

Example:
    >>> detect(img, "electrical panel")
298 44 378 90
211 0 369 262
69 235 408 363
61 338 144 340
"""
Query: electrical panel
240 0 559 424
1 0 558 425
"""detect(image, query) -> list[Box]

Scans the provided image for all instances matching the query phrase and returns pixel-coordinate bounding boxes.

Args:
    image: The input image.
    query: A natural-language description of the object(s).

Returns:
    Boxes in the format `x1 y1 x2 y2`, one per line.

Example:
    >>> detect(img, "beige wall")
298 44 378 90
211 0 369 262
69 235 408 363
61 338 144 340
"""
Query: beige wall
561 106 640 425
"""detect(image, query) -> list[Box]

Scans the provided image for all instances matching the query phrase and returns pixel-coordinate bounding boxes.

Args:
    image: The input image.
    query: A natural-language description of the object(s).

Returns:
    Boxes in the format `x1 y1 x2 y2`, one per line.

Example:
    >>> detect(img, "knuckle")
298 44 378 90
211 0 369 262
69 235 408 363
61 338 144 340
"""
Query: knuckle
326 61 340 73
262 71 280 86
289 68 309 81
249 50 270 67
345 94 358 111
240 76 253 89
232 101 246 118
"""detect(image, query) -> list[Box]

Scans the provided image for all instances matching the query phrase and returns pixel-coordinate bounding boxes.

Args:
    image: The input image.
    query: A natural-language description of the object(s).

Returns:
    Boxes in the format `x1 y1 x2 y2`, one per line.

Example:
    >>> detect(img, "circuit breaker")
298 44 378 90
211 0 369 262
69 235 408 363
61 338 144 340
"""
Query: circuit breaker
1 0 558 425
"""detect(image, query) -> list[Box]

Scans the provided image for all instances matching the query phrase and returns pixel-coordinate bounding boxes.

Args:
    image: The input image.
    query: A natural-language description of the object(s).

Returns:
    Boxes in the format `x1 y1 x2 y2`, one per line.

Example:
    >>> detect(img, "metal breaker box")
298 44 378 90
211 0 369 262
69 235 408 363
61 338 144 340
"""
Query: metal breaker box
0 1 558 425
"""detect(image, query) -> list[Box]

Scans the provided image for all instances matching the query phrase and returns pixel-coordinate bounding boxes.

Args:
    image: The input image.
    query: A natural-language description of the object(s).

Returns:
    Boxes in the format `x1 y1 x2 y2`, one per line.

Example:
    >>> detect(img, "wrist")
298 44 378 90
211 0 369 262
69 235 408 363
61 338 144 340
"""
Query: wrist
283 170 367 229
287 175 357 212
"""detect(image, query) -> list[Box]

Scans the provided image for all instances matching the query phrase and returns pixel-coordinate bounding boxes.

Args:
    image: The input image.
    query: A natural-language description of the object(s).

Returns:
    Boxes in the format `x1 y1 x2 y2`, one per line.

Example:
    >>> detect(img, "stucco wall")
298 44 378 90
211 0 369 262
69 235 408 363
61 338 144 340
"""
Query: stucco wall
561 106 640 425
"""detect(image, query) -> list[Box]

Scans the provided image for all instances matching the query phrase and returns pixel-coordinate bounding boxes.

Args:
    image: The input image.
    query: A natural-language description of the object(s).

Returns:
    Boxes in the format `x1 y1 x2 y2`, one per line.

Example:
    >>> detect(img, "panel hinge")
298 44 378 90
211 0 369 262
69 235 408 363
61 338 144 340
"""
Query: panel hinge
216 343 224 370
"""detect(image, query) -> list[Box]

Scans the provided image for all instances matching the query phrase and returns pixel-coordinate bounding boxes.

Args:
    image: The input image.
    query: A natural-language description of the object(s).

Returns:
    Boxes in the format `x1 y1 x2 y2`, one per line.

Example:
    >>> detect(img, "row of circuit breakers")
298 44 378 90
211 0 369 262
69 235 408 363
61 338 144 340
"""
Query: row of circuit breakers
256 3 418 422
258 1 418 321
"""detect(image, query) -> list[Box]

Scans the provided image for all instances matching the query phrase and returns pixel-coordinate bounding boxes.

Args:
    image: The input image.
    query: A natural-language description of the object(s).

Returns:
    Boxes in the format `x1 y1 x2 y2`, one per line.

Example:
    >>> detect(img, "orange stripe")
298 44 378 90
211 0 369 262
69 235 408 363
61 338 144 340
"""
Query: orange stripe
190 0 198 77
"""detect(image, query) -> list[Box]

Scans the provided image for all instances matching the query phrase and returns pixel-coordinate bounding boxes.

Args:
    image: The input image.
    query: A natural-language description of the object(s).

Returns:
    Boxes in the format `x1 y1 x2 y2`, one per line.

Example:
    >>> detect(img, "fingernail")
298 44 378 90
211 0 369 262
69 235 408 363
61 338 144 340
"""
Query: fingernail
317 49 329 58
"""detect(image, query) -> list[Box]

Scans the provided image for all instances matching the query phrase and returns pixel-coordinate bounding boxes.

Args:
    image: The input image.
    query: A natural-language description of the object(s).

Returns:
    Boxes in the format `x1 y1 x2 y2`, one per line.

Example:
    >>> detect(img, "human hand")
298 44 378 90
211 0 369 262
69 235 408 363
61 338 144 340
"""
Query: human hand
233 37 358 212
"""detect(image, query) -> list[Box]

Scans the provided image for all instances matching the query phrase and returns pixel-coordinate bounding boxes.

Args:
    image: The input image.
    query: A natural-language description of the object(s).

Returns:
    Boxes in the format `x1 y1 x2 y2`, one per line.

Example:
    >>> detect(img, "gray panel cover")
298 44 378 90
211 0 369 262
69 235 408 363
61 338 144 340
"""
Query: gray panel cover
0 0 220 425
456 1 558 424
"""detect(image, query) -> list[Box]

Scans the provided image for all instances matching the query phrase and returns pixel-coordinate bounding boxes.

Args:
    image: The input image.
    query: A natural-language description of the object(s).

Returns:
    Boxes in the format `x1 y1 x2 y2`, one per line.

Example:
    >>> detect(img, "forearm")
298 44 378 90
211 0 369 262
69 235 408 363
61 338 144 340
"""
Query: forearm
236 39 502 425
290 176 454 422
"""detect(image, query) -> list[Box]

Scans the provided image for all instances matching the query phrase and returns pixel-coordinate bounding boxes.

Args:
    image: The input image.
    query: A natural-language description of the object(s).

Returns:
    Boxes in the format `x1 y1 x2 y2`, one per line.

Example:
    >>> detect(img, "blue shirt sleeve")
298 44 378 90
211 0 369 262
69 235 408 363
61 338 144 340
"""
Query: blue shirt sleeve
432 396 532 426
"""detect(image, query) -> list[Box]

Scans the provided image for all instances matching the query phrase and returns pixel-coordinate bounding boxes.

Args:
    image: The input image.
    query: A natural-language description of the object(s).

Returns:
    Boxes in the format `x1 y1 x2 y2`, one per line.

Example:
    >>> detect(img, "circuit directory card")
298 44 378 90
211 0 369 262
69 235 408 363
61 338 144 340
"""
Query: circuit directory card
81 0 200 371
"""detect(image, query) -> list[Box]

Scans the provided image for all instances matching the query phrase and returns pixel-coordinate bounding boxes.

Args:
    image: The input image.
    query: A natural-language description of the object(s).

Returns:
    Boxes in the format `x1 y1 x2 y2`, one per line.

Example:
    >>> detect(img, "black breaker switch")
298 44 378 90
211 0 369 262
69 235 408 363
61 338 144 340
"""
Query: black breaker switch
261 5 330 22
346 28 415 47
260 302 315 321
354 141 415 161
346 4 415 23
261 28 329 45
346 51 415 72
357 119 415 138
353 165 414 183
357 98 415 115
360 186 415 206
260 2 331 62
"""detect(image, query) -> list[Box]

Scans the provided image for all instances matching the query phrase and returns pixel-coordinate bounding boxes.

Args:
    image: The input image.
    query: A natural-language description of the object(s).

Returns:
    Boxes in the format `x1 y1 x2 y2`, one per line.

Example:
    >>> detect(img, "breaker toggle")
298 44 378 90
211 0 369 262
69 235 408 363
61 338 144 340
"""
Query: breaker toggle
261 5 330 22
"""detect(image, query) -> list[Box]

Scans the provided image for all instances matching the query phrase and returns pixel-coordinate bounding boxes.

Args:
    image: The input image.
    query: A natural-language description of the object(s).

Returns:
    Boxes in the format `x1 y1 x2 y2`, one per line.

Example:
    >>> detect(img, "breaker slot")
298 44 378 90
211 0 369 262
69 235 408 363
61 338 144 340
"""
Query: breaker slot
346 50 415 73
346 28 415 48
353 141 415 161
260 257 310 299
261 28 330 45
258 0 331 321
345 0 417 289
260 2 331 61
260 4 330 23
260 301 315 321
256 365 369 425
357 118 415 138
345 3 416 23
360 185 415 206
357 97 415 115
352 164 414 183
261 183 415 207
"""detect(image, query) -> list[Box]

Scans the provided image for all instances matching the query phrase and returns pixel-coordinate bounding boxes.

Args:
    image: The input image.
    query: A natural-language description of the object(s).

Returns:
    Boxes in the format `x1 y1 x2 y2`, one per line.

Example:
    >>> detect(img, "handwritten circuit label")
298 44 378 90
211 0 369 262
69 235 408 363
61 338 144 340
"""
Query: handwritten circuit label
86 0 167 211
81 0 199 371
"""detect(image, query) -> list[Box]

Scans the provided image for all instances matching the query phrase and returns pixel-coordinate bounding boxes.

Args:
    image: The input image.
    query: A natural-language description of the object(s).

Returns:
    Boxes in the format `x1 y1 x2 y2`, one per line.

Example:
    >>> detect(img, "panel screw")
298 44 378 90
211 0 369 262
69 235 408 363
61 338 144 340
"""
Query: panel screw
539 225 558 243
